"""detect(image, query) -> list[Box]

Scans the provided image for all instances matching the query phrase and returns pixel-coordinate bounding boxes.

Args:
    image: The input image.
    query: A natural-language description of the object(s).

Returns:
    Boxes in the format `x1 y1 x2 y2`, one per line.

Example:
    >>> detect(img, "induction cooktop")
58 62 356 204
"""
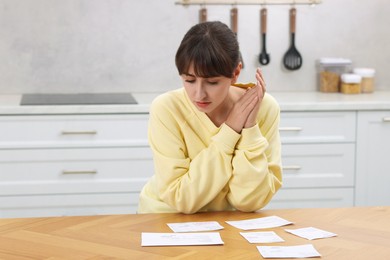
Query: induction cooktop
20 93 137 105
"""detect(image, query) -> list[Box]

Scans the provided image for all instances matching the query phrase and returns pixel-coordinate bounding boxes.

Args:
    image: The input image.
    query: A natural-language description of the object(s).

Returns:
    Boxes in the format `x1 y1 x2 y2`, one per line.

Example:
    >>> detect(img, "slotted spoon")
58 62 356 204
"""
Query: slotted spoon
283 7 302 70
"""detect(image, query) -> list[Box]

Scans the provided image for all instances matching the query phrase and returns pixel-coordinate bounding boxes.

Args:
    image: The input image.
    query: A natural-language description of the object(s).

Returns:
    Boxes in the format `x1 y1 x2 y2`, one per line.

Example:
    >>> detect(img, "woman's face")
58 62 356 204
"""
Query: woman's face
181 66 233 115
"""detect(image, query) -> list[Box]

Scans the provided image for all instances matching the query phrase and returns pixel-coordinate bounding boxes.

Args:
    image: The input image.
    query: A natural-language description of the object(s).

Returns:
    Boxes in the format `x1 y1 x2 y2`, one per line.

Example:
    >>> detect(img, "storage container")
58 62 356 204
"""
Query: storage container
340 73 362 94
318 58 352 93
353 68 375 93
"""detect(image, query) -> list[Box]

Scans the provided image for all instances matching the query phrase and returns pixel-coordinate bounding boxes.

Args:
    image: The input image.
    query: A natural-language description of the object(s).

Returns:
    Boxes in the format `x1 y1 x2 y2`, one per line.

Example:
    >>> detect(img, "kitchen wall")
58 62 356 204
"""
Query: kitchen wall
0 0 389 94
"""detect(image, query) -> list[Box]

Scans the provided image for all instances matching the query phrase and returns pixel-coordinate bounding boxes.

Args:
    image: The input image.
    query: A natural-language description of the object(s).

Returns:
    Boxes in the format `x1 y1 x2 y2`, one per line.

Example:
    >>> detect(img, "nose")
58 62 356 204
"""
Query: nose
194 82 207 100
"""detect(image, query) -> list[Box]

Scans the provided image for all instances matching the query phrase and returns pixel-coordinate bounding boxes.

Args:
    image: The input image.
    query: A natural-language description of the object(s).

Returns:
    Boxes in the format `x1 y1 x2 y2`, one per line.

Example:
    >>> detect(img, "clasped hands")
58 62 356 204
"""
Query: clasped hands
226 68 266 133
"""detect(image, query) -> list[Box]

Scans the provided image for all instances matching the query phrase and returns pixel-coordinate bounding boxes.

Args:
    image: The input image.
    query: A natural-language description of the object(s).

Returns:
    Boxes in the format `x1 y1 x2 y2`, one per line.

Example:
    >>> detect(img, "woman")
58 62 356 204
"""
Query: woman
138 21 282 214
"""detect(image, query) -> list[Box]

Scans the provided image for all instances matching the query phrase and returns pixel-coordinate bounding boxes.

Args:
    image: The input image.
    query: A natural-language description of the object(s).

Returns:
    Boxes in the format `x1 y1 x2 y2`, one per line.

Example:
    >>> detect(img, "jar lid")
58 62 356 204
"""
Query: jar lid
341 73 362 83
353 68 375 77
319 58 352 66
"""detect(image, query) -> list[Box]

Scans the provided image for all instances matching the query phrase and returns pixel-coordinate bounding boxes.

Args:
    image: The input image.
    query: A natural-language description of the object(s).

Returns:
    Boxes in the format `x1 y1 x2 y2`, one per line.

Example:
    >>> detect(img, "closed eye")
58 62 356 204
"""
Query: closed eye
208 81 219 85
185 79 196 83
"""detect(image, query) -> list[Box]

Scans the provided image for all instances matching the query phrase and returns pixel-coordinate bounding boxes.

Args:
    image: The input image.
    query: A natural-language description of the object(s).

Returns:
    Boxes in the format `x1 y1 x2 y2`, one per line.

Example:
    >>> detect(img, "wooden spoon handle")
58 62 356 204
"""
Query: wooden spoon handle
231 7 238 34
290 7 296 33
261 8 267 34
199 8 207 23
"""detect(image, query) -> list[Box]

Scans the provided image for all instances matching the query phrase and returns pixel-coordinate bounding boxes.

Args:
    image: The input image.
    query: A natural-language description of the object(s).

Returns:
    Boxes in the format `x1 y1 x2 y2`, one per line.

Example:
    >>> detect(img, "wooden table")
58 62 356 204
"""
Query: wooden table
0 207 389 259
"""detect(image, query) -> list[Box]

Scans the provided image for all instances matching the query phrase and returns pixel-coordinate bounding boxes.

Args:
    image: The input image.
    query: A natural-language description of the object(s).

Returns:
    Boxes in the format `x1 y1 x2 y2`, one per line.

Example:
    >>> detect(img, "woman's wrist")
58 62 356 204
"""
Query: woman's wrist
244 120 257 129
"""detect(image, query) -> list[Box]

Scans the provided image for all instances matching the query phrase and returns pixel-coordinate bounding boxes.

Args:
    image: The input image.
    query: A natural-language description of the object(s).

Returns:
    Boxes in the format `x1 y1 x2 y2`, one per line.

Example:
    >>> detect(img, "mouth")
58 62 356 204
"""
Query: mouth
195 101 211 109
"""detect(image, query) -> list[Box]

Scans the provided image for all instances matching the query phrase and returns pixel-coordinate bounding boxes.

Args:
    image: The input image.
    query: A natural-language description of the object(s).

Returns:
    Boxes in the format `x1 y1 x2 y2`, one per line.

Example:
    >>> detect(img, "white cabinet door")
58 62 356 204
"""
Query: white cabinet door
355 111 390 206
280 111 356 144
0 114 153 218
265 188 354 209
0 114 149 148
281 143 355 188
274 111 356 209
0 193 140 218
0 147 154 218
0 147 153 195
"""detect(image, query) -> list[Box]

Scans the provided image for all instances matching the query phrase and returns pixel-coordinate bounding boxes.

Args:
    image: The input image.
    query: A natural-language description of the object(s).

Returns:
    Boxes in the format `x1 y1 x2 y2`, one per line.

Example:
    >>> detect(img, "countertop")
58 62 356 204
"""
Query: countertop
1 207 389 259
0 91 390 115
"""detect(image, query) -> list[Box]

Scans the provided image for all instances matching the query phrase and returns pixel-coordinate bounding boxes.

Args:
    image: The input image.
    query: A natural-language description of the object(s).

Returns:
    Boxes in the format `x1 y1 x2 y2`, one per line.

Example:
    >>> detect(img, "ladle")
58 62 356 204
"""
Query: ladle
259 8 270 65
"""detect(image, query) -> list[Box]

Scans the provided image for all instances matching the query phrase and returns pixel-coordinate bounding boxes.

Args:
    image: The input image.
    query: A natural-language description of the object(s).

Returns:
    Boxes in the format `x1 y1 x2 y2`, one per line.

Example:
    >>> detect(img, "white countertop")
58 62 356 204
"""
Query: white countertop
272 91 390 111
0 91 390 115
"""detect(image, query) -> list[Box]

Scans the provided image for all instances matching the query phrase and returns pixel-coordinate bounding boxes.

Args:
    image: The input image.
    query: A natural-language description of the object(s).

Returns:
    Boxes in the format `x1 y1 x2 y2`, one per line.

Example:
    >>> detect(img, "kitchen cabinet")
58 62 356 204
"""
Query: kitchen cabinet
0 114 153 218
1 91 390 217
355 111 390 206
265 111 356 209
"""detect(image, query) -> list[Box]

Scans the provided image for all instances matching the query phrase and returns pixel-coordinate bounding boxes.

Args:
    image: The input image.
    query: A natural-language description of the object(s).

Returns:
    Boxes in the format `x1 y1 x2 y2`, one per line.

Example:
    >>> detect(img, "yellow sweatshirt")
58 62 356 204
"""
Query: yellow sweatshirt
138 88 282 214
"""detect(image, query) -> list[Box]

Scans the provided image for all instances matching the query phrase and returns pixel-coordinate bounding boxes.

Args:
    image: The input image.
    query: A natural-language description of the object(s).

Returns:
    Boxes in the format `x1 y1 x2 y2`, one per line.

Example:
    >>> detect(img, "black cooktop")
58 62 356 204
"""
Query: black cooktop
20 93 137 105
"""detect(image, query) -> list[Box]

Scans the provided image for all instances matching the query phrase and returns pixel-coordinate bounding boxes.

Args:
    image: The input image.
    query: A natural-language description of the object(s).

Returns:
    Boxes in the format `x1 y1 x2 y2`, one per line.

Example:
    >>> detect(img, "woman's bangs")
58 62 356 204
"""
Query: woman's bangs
192 53 220 78
191 46 230 78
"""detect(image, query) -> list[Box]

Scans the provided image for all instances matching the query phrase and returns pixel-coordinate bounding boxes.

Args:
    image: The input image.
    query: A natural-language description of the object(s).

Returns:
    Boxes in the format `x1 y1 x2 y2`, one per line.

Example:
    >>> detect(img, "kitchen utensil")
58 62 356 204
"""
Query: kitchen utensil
283 7 302 70
199 7 207 23
230 7 244 68
259 8 270 65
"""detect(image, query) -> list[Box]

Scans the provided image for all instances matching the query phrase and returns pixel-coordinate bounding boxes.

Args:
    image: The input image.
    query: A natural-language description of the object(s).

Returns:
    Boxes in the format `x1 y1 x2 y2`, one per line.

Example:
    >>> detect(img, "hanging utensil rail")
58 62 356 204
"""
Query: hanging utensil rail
176 0 321 6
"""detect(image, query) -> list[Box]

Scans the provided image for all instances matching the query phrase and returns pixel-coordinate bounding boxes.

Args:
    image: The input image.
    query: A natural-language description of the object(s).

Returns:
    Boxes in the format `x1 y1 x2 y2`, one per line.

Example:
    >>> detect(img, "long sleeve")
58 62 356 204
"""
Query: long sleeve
138 89 283 214
227 94 282 212
147 93 241 214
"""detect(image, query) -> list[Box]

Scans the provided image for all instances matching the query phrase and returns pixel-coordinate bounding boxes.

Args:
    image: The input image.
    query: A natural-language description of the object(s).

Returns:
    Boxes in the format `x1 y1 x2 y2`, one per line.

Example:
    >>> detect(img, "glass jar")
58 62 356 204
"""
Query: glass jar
353 68 375 93
340 73 362 94
318 58 352 93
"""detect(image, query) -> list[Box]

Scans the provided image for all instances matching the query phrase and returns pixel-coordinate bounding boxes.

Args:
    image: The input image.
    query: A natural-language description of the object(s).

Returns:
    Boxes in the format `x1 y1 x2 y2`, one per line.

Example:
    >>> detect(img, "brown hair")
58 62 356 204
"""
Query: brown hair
175 21 240 78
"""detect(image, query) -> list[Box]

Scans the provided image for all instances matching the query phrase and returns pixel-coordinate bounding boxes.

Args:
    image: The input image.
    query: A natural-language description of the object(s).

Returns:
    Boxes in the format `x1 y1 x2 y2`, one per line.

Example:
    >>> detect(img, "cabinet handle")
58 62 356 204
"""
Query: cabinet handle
282 165 301 170
279 127 303 131
383 117 390 122
62 170 97 174
61 131 97 135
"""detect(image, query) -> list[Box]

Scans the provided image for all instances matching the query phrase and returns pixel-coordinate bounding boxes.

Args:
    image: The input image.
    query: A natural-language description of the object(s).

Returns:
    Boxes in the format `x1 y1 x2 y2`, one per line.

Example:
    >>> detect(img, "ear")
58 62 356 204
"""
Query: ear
231 62 243 84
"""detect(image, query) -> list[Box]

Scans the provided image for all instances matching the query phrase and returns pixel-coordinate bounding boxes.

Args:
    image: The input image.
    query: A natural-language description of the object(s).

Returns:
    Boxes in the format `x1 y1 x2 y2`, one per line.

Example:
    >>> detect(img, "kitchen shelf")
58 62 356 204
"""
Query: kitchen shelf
175 0 321 5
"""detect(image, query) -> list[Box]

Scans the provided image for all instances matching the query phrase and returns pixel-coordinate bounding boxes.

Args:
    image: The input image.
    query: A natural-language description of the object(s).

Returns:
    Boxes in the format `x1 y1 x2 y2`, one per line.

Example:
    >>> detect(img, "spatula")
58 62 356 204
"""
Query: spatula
283 7 302 70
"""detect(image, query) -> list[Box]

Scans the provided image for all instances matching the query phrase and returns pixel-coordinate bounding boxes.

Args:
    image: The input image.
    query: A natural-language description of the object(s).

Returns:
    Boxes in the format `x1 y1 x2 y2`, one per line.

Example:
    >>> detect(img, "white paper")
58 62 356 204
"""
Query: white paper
240 231 285 243
226 216 293 230
257 244 321 258
285 227 337 240
141 232 224 247
167 221 224 233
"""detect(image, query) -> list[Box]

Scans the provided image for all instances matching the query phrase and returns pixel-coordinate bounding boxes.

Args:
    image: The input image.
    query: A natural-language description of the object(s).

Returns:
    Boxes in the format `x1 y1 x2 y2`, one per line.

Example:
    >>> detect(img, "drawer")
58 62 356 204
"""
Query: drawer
264 188 355 209
281 143 355 188
280 111 356 143
0 147 153 195
0 193 140 218
0 114 149 148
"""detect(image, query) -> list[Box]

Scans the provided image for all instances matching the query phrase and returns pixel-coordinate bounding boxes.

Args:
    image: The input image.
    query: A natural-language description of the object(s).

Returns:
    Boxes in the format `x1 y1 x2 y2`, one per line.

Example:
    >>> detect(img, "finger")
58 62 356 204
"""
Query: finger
256 68 265 80
236 87 258 113
256 69 266 87
255 69 266 97
241 94 259 115
240 84 257 101
258 80 266 97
